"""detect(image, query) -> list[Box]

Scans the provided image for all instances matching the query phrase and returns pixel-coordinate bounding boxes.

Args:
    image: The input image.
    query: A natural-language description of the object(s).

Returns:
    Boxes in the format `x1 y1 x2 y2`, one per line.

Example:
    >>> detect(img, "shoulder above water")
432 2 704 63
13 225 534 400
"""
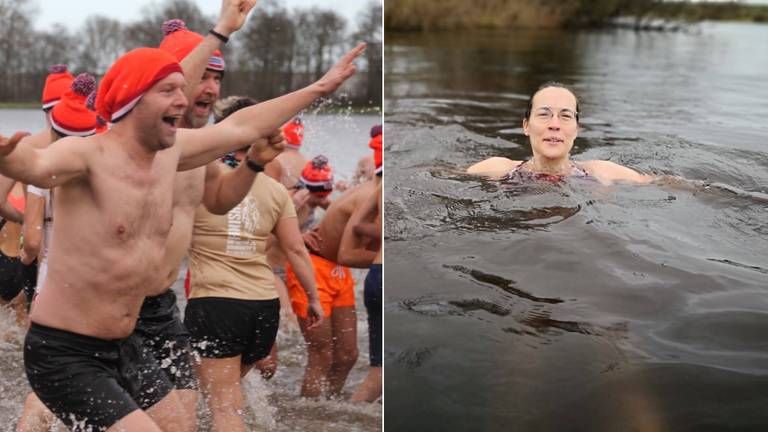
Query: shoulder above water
467 157 654 184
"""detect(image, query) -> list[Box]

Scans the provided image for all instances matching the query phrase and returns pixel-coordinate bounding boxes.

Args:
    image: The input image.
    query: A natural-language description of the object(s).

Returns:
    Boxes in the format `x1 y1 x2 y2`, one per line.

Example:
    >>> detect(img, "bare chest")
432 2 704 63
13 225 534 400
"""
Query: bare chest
90 164 175 242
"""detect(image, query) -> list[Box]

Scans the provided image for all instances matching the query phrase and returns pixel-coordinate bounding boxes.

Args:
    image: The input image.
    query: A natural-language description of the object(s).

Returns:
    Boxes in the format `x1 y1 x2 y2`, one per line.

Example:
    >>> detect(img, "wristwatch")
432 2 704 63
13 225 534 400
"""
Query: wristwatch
245 157 264 173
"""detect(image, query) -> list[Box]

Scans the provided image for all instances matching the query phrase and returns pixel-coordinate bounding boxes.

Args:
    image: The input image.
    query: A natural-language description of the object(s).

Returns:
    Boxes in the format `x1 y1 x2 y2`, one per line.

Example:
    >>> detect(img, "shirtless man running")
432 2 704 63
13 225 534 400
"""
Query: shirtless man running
133 4 274 427
285 177 379 398
0 31 364 432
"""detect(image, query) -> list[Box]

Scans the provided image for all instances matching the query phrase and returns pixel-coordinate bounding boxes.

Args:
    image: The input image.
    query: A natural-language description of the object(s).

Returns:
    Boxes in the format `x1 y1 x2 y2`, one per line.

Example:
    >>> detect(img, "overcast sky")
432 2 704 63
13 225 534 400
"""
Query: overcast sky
33 0 374 31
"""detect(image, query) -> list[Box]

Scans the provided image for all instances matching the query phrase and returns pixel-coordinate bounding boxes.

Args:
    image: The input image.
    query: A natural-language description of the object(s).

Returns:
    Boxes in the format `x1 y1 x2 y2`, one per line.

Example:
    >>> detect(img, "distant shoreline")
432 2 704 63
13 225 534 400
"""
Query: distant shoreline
385 0 768 32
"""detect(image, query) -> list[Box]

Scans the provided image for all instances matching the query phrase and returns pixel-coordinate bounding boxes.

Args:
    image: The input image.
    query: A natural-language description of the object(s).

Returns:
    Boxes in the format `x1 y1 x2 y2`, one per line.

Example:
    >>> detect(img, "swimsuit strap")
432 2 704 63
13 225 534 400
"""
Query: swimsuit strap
507 159 530 176
570 161 590 177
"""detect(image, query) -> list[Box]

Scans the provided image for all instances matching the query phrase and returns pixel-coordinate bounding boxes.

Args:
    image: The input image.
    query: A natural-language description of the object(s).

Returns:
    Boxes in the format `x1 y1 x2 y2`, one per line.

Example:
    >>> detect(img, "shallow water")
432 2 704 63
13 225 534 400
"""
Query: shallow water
0 112 382 430
385 22 768 431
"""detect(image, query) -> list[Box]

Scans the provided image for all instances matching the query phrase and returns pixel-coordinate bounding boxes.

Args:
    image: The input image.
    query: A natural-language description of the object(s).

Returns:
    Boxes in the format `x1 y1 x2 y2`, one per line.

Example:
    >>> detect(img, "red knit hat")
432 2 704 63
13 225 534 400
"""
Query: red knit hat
369 124 382 176
50 74 98 137
95 48 183 123
41 64 75 111
86 91 109 134
300 155 334 197
159 19 226 72
283 117 304 149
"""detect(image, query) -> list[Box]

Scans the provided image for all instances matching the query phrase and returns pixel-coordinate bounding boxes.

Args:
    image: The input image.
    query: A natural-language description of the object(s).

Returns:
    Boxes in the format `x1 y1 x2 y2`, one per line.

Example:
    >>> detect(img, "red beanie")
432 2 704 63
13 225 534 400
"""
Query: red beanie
369 124 382 176
283 117 304 148
300 155 334 197
41 64 75 111
159 19 225 72
50 74 98 137
95 48 183 122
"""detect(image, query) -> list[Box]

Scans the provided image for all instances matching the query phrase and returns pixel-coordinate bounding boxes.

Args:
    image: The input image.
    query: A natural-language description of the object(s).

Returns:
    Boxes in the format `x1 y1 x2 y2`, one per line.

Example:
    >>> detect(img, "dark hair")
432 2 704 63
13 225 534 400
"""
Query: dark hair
523 81 580 122
213 96 258 123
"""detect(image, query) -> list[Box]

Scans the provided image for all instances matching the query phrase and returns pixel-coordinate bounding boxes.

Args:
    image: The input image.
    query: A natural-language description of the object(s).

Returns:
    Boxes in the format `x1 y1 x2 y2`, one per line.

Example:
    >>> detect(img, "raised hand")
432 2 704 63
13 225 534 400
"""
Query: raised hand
215 0 258 36
313 43 367 96
247 128 285 166
0 131 30 157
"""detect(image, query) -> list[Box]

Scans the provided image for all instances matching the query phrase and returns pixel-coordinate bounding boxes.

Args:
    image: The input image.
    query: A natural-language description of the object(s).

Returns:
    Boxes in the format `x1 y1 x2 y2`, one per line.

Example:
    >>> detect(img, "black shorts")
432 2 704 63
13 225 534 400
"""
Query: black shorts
0 250 35 304
184 297 280 365
364 264 382 367
24 322 174 431
135 289 197 390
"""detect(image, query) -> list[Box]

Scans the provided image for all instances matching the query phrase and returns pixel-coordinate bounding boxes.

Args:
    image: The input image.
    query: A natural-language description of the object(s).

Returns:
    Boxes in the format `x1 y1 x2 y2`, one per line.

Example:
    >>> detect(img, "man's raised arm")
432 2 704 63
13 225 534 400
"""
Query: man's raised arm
176 43 367 170
178 0 257 104
0 132 90 188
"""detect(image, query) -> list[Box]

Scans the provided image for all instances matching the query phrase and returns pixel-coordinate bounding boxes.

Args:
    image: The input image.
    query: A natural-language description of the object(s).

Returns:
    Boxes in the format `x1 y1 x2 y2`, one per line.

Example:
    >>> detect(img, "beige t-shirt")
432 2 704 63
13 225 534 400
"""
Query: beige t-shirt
188 172 296 300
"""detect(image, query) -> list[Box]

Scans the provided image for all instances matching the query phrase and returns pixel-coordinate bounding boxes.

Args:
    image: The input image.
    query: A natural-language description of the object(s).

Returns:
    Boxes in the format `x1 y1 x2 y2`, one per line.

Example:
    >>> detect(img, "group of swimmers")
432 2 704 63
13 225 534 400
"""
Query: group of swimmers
0 1 381 431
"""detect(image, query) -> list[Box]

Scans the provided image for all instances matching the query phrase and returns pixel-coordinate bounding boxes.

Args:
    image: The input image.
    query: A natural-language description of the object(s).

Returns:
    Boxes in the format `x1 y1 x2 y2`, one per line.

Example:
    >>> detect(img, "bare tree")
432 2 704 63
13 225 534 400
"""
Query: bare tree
235 0 296 99
123 0 214 50
77 16 124 74
353 0 383 106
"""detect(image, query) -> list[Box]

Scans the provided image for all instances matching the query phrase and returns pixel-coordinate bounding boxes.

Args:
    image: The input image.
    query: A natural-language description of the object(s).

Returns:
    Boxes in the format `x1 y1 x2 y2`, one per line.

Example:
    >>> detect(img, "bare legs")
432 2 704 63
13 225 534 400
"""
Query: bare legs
298 306 358 398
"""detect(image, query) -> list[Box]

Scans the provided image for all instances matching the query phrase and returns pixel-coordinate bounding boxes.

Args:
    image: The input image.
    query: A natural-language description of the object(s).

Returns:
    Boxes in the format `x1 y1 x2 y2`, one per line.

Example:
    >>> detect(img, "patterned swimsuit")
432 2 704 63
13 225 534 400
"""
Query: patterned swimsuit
503 160 594 183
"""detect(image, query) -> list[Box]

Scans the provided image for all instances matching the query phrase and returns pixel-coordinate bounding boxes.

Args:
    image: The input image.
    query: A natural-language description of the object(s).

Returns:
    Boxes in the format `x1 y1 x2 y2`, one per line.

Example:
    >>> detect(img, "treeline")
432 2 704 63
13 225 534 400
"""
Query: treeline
0 0 382 108
385 0 768 31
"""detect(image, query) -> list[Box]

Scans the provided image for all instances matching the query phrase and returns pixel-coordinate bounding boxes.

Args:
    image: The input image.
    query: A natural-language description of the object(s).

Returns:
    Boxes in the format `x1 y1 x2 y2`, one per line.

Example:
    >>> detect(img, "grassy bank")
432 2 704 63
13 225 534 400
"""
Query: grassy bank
0 102 38 109
385 0 768 31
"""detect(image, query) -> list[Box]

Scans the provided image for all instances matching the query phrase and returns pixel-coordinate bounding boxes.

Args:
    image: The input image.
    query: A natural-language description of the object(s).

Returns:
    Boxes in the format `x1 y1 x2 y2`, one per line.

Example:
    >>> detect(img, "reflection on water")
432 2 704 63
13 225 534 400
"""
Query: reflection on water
385 22 768 431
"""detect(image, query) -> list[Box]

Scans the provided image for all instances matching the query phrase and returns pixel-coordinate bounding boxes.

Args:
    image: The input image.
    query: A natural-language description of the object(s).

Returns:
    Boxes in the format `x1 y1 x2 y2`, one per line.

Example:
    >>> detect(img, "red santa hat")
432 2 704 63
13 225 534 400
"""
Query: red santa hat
300 155 334 197
159 19 226 72
369 124 382 176
283 117 304 149
50 74 98 137
95 48 183 123
41 64 75 111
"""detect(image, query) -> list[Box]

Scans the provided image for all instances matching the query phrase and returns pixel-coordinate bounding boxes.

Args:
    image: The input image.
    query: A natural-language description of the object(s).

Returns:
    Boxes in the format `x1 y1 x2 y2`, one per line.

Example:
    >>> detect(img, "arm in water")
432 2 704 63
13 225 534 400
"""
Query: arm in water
175 43 366 170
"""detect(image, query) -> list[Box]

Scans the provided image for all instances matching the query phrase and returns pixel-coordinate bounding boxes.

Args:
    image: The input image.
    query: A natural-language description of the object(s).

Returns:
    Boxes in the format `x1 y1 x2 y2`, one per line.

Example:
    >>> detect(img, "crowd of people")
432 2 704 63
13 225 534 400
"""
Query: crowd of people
0 1 382 431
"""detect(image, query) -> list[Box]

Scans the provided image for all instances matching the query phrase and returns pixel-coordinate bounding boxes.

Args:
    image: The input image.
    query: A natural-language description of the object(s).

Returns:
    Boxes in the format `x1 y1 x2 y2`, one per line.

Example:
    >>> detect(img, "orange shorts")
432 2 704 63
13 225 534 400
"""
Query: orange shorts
285 253 355 319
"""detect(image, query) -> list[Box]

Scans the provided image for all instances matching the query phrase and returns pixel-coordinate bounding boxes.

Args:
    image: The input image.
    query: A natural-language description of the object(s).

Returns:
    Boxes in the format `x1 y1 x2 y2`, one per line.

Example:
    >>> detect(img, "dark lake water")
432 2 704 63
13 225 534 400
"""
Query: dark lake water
384 22 768 431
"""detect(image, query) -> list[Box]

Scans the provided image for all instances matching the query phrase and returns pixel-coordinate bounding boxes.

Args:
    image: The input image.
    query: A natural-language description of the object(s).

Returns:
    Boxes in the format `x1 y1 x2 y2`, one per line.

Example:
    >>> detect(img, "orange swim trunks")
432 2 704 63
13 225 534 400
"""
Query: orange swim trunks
285 253 355 319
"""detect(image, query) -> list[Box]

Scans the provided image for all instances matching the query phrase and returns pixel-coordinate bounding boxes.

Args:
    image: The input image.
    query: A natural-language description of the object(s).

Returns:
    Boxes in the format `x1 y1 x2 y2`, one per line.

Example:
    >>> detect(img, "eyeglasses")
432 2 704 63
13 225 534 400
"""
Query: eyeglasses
531 107 578 123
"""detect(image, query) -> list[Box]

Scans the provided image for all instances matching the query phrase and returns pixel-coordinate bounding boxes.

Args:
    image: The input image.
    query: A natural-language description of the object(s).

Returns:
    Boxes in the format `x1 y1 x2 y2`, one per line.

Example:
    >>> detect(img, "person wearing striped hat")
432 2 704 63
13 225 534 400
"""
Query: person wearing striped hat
41 64 74 113
264 116 309 189
340 125 383 403
284 166 379 398
16 73 99 432
160 18 226 129
0 3 365 430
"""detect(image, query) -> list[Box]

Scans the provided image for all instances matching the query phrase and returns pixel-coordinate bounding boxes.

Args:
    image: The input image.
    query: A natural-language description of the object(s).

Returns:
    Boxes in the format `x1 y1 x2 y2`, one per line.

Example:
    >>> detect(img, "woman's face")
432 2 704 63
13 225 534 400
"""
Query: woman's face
522 87 579 161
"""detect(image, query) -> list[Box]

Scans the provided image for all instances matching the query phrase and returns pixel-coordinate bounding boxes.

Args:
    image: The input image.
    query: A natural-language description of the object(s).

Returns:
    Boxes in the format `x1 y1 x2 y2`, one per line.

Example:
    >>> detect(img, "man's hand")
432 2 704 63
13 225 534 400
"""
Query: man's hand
290 188 310 209
302 229 322 253
0 131 30 157
313 43 366 96
248 129 285 166
305 300 324 329
215 0 258 36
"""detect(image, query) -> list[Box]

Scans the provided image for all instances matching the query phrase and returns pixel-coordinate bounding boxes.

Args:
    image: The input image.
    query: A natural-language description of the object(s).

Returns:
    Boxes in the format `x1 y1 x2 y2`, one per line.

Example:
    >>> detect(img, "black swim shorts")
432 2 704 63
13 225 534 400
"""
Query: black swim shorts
184 297 280 365
135 289 197 390
364 264 382 367
24 322 174 431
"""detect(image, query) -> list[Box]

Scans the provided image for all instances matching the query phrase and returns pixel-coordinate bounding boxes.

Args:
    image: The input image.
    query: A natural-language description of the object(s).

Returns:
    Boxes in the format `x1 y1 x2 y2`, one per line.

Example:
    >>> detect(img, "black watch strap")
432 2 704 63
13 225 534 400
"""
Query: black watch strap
208 29 229 44
245 157 264 173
